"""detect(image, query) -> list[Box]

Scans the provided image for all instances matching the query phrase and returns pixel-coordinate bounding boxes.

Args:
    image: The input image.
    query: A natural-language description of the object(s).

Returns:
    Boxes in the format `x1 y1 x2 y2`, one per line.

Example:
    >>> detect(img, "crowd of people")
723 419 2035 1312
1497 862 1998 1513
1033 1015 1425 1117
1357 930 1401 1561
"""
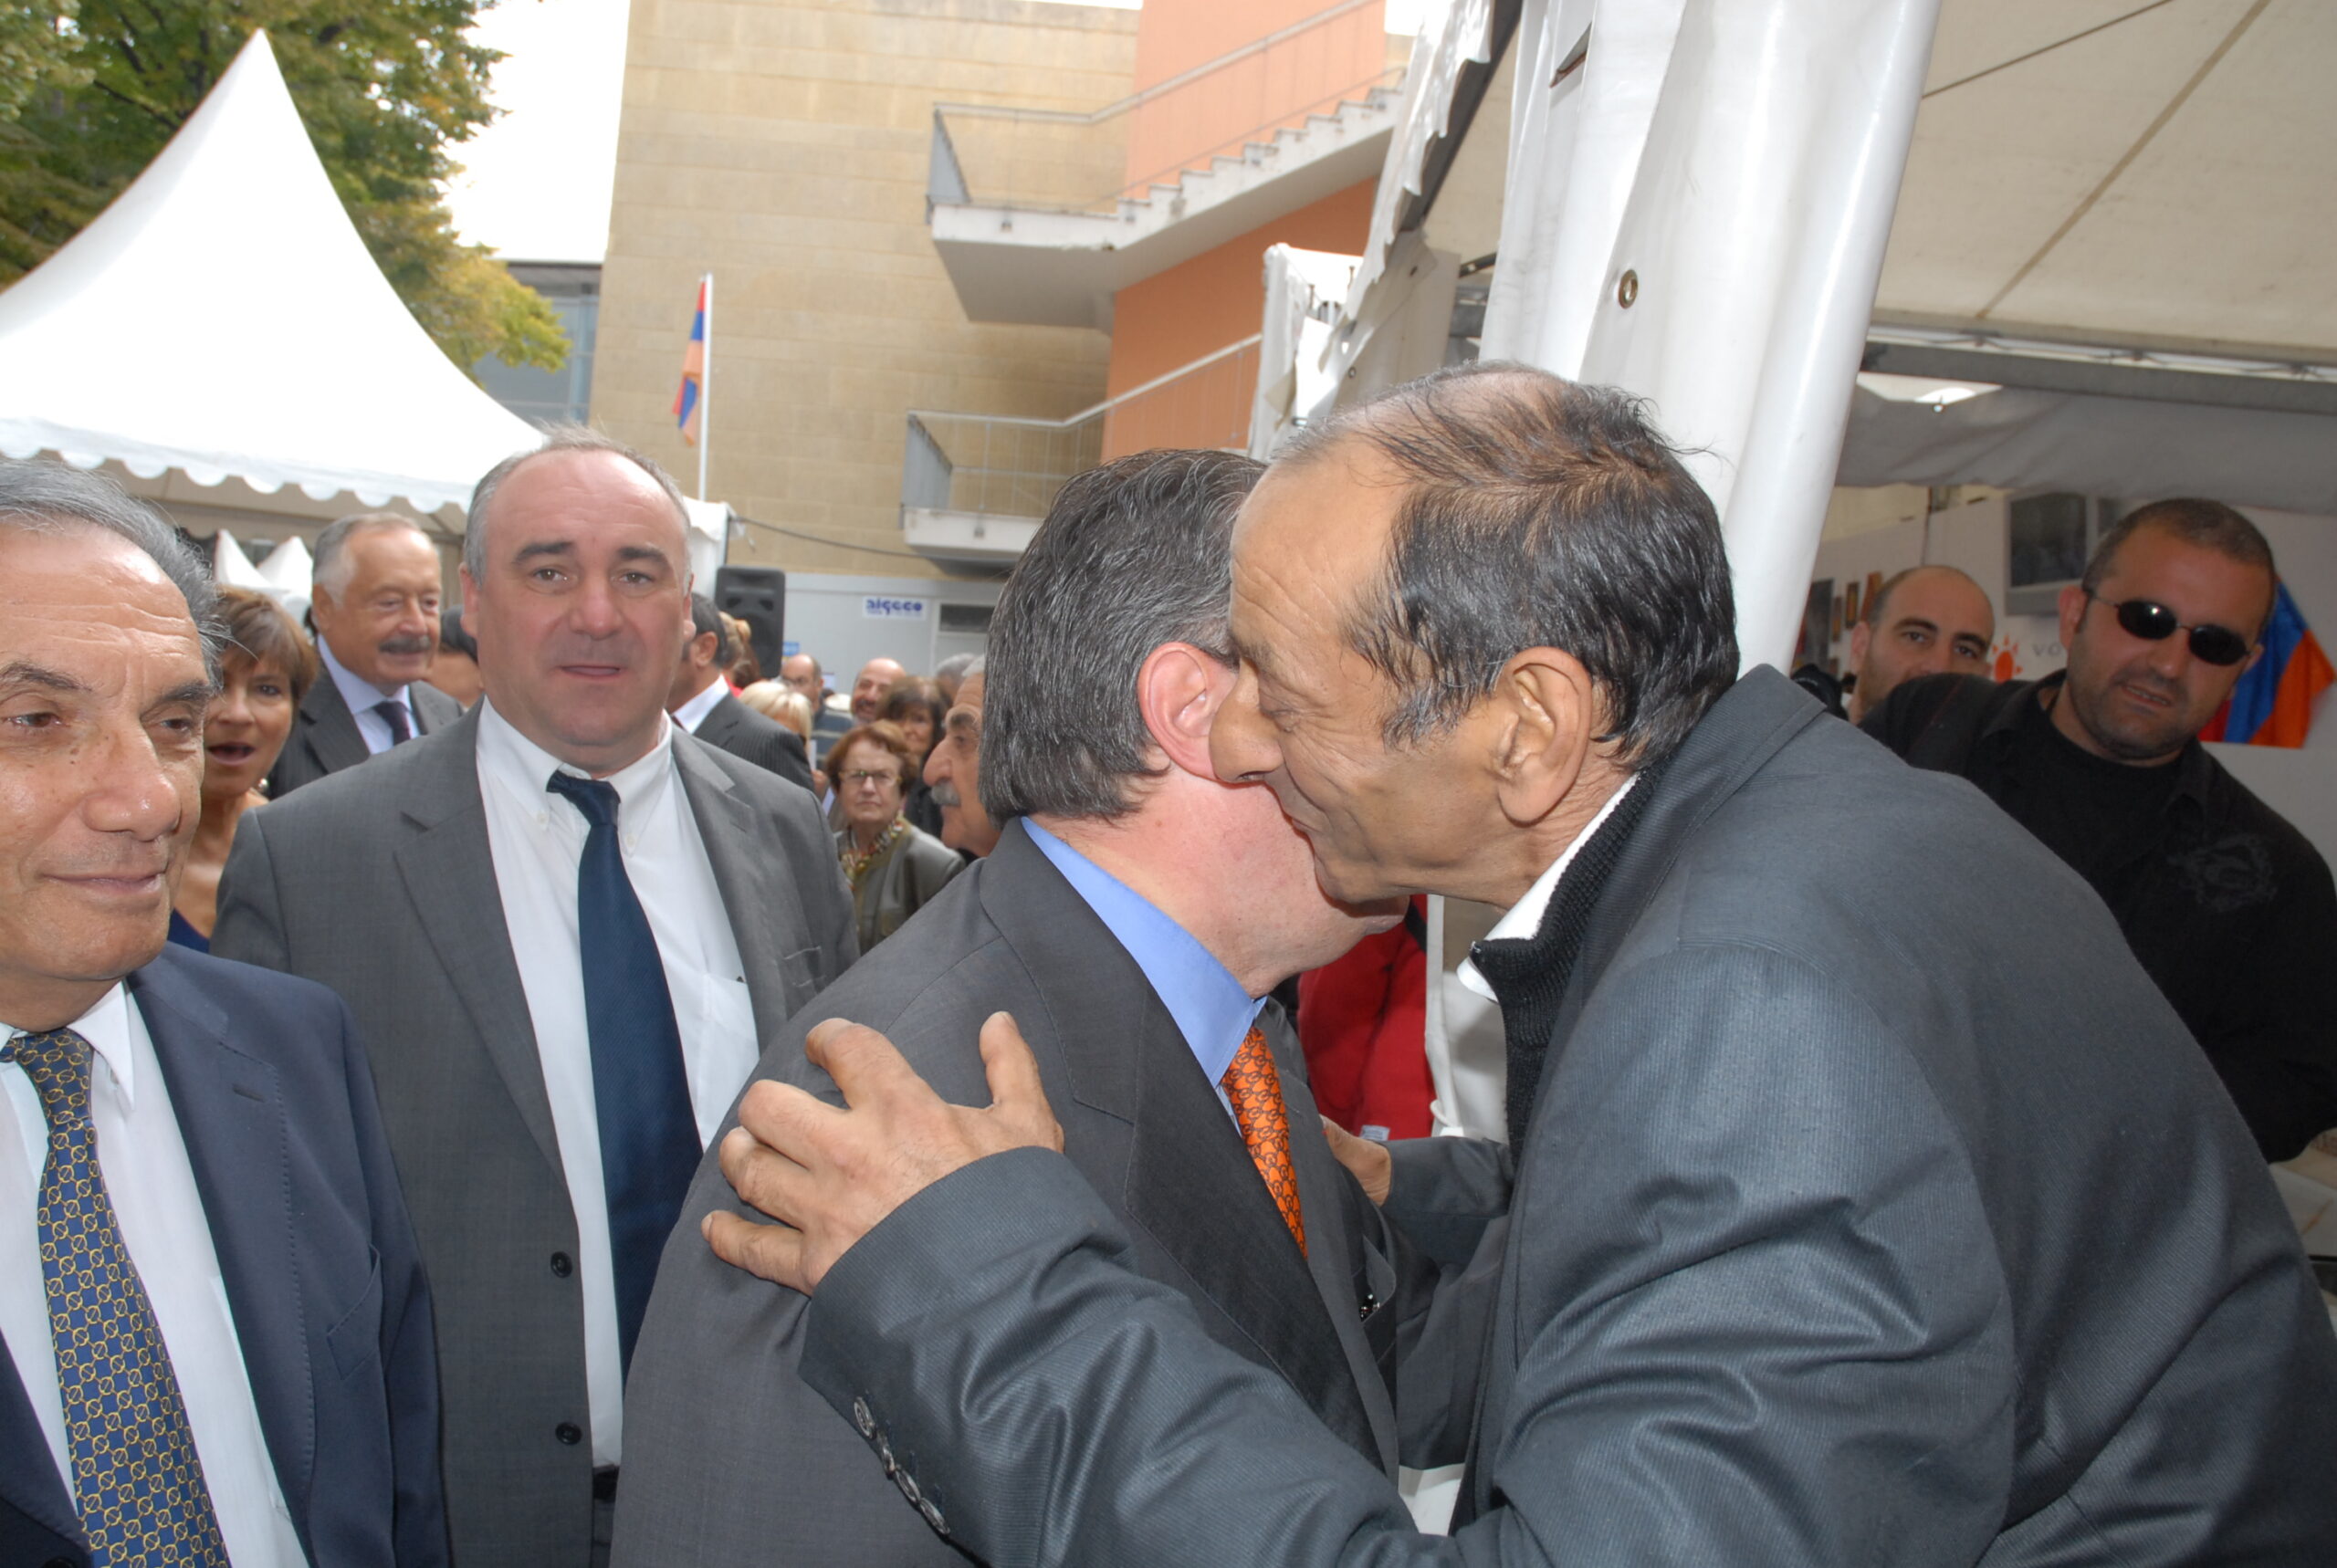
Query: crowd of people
0 362 2332 1568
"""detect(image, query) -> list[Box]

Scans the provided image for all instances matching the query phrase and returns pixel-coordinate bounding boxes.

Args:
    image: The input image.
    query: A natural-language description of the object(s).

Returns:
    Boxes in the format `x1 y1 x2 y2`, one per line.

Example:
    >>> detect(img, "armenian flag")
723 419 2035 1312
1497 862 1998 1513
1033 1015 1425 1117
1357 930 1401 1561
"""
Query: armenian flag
2200 580 2333 747
674 277 708 445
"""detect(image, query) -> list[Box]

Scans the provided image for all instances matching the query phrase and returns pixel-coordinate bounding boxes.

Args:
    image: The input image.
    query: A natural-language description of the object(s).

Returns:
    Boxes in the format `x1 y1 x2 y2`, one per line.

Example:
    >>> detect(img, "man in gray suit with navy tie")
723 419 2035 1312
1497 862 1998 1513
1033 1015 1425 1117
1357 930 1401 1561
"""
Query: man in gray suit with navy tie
268 512 460 796
215 431 856 1567
612 450 1435 1565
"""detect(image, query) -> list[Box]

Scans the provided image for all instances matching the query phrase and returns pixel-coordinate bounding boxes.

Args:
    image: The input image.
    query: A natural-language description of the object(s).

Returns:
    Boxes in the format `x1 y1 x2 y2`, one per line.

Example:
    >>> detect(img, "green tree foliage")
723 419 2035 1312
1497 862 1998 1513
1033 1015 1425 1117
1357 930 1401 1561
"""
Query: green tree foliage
0 0 566 374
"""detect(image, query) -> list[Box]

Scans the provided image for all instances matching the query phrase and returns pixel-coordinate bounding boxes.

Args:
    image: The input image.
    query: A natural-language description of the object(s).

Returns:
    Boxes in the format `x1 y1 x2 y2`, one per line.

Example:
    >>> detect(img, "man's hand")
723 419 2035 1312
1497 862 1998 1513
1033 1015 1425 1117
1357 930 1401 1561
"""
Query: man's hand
703 1011 1063 1293
1319 1114 1391 1205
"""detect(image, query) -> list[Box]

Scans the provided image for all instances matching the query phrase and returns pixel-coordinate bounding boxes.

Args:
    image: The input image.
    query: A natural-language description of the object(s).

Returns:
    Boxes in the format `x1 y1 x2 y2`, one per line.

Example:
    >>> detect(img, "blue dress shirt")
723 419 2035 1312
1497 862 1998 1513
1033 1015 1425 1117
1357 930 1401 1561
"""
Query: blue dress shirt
1023 820 1263 1100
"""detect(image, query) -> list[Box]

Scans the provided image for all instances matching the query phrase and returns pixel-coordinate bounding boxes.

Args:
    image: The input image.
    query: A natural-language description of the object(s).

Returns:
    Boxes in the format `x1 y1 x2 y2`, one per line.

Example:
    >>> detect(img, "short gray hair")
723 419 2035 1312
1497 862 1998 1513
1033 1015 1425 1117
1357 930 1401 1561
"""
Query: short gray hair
1279 362 1737 766
466 425 690 582
313 511 431 597
0 459 223 676
980 449 1263 823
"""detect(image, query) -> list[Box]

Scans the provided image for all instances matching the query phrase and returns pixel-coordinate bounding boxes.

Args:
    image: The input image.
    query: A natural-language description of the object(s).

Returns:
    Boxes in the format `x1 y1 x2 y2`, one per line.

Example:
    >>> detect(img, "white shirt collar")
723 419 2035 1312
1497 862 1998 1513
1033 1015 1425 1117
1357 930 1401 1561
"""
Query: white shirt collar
1457 773 1640 1001
2 983 138 1109
671 676 728 735
318 635 408 713
475 697 676 825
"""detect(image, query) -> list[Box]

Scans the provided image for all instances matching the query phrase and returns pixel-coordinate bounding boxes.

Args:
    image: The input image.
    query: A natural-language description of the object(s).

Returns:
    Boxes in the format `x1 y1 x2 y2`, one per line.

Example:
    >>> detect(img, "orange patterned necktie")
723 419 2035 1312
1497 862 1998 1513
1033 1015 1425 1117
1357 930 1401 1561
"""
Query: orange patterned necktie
1221 1026 1306 1254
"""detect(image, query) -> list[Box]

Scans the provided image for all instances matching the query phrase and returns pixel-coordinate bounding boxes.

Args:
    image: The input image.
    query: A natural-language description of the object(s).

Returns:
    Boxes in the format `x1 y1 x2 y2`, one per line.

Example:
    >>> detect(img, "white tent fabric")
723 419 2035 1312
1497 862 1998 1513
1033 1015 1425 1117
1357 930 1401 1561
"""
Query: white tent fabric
256 534 315 621
1248 246 1361 459
1839 383 2337 517
1335 0 1497 343
0 31 540 514
213 531 268 593
1480 0 1940 673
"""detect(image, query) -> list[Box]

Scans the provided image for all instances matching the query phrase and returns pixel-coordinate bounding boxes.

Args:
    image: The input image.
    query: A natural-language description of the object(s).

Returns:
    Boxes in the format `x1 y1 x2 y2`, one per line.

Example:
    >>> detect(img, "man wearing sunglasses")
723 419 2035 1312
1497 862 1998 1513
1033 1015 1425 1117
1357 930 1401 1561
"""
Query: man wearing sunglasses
1866 498 2337 1160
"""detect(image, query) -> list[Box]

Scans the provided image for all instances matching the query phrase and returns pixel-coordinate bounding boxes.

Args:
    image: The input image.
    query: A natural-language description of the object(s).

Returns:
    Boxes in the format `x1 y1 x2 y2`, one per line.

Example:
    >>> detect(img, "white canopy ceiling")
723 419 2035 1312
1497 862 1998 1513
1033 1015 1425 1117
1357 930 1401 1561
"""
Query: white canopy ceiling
0 31 540 514
1881 0 2335 361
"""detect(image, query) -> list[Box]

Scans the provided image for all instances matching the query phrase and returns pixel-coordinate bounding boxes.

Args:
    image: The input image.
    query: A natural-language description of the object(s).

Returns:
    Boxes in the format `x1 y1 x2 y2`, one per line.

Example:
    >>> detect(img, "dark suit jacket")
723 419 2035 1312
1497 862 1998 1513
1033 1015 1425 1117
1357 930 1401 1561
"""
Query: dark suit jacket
785 669 2337 1566
609 822 1420 1566
691 689 813 791
212 706 857 1568
269 666 460 798
0 946 445 1568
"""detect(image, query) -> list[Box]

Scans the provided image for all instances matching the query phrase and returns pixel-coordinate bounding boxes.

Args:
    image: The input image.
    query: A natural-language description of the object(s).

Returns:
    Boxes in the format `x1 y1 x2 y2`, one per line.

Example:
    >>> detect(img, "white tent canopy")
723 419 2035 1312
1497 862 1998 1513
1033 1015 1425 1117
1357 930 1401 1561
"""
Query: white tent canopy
0 31 540 515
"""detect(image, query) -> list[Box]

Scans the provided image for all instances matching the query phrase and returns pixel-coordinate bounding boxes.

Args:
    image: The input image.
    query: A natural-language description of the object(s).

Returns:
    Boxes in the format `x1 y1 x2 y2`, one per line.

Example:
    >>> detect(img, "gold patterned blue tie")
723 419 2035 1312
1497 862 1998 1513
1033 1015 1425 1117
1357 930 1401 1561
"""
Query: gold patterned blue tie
4 1027 230 1567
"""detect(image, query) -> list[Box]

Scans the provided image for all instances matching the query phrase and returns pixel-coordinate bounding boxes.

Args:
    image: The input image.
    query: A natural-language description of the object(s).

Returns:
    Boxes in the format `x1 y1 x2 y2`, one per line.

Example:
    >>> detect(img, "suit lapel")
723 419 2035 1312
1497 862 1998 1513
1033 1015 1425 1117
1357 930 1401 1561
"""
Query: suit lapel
978 828 1377 1460
674 734 805 1035
411 682 460 736
392 716 565 1176
0 1332 79 1549
298 674 372 777
127 954 316 1549
1262 1002 1398 1470
695 695 741 750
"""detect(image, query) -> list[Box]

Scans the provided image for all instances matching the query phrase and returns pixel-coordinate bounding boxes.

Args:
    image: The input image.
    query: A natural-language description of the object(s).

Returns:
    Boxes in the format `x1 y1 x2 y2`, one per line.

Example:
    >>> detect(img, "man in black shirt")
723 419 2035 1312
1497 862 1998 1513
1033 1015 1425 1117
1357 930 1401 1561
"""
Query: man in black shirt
1867 497 2337 1159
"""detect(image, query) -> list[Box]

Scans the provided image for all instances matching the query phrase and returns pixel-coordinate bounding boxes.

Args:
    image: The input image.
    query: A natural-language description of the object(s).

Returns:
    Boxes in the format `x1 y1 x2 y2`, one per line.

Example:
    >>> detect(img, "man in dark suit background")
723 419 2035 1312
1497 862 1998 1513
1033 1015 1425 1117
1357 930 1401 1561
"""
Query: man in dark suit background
612 450 1428 1565
667 591 813 790
268 511 460 796
704 367 2337 1565
215 431 856 1567
0 461 443 1567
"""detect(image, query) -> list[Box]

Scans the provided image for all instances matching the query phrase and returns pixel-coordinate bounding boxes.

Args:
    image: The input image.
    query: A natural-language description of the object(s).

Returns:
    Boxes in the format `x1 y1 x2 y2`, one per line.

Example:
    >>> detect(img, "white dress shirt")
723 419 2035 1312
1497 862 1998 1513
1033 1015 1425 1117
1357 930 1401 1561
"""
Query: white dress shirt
473 699 760 1464
1 987 305 1566
1457 773 1641 1001
670 675 728 736
319 637 418 755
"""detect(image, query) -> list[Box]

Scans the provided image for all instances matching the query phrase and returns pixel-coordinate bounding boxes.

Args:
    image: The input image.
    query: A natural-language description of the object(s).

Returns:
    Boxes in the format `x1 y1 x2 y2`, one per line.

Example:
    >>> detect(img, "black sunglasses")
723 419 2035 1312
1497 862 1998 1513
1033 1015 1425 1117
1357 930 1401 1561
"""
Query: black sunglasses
2086 592 2253 667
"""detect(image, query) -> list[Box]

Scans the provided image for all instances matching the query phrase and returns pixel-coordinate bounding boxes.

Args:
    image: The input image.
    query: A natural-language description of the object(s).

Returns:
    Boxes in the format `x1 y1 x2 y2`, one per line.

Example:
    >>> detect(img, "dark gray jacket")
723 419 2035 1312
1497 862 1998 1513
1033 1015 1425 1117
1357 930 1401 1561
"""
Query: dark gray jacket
611 822 1427 1566
268 664 460 797
692 689 814 792
786 668 2337 1567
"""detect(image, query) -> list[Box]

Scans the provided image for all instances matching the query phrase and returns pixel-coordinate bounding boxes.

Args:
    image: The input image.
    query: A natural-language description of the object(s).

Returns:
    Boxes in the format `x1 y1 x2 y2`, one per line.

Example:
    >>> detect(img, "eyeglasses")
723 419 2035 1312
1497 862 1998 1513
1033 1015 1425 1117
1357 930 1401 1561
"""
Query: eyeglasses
2086 592 2253 667
840 768 902 789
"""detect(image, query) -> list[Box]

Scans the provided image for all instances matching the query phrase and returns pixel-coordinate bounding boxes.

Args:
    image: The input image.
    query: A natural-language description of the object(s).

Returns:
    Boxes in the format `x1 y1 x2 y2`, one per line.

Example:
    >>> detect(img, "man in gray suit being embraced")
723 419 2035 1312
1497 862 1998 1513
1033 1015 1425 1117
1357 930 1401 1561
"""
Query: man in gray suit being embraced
611 450 1435 1565
214 430 857 1567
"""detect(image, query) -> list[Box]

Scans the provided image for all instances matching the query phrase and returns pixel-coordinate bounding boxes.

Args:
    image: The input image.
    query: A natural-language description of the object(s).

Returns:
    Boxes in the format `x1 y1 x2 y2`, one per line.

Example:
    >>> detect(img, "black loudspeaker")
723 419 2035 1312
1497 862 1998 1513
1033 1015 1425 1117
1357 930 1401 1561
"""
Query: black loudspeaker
713 566 786 677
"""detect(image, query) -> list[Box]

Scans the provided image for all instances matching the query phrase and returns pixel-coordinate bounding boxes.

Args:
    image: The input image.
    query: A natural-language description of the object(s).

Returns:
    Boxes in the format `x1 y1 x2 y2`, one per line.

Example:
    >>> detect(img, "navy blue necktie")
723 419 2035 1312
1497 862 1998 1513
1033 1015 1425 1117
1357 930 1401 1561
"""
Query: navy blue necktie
543 772 699 1373
372 698 414 744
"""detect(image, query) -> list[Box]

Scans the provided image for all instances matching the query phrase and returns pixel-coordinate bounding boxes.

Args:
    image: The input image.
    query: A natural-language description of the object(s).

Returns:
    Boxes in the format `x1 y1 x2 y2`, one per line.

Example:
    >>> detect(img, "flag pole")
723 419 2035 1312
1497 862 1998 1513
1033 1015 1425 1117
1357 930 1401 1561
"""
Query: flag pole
697 271 714 501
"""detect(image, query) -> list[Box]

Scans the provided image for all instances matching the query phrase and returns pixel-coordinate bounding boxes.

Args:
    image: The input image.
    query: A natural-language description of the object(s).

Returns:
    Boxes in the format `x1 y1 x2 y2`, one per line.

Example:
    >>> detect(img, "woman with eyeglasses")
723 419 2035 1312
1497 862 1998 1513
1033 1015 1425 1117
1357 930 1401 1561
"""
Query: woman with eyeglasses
827 720 963 952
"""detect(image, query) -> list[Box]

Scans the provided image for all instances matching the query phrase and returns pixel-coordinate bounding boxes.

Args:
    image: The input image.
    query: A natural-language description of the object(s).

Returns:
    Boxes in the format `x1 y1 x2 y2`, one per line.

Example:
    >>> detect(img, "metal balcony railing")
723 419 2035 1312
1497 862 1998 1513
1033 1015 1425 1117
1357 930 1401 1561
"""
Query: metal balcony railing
904 335 1264 523
928 0 1404 219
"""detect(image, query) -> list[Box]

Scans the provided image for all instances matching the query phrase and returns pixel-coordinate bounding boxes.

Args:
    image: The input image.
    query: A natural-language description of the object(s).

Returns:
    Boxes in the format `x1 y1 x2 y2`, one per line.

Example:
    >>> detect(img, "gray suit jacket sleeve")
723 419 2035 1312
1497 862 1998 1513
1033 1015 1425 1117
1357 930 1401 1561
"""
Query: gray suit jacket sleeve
793 945 2016 1568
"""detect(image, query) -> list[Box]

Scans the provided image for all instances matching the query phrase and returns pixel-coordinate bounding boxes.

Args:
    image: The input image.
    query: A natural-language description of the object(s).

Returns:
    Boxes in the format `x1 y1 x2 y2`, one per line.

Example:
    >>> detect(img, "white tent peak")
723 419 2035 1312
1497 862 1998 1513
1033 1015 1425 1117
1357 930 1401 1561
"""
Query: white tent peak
0 29 541 513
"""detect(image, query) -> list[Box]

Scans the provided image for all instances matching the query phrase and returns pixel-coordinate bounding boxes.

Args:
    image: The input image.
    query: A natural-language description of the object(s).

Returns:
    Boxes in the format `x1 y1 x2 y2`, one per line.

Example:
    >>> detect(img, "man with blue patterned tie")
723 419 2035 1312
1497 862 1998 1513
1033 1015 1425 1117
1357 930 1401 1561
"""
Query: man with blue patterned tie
0 460 445 1568
214 429 856 1567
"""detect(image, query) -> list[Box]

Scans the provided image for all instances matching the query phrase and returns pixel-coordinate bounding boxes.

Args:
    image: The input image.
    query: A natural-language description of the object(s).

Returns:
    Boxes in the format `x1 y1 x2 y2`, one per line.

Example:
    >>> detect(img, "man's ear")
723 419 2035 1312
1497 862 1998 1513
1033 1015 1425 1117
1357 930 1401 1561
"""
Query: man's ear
2056 581 2089 650
1848 620 1871 667
1137 642 1236 780
1487 647 1598 828
689 629 719 669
